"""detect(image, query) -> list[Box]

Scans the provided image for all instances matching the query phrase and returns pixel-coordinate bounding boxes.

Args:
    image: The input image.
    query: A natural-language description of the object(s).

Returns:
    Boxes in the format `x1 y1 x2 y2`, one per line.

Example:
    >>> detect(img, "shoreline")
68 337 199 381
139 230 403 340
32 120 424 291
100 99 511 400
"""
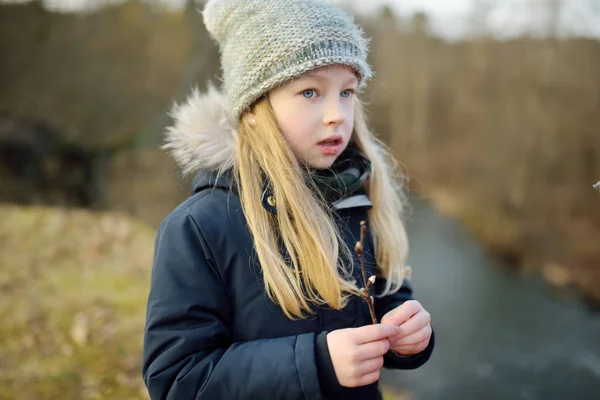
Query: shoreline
416 185 600 311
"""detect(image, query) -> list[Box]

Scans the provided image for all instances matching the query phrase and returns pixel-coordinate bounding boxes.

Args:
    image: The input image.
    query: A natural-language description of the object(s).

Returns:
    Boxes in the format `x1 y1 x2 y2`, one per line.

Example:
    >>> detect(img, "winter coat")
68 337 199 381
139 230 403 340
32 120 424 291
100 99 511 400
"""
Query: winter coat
142 86 435 400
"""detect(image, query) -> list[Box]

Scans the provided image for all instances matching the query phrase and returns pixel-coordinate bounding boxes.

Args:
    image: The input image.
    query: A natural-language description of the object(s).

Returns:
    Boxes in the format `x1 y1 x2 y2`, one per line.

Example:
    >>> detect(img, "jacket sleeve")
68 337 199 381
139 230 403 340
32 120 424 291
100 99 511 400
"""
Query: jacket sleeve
373 277 435 370
142 210 322 400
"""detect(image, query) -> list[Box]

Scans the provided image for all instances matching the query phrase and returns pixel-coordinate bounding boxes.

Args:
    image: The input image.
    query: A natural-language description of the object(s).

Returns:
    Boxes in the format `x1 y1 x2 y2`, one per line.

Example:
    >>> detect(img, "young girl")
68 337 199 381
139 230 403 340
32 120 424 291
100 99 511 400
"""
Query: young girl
142 0 434 399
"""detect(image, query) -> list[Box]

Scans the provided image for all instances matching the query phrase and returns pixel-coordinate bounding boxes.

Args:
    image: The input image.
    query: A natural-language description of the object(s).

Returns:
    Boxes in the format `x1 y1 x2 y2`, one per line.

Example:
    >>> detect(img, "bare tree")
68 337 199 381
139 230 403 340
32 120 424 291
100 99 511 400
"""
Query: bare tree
469 0 497 38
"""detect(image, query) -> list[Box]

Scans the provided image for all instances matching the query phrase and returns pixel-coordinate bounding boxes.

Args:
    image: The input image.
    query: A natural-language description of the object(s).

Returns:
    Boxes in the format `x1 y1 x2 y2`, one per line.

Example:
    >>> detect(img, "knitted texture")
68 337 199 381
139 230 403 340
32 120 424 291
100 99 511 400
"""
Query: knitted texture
202 0 373 124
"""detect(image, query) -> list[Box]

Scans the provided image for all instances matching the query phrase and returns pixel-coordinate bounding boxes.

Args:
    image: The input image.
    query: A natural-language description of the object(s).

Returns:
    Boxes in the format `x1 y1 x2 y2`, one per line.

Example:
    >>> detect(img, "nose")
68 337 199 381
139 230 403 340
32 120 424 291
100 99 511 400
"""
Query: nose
322 97 345 127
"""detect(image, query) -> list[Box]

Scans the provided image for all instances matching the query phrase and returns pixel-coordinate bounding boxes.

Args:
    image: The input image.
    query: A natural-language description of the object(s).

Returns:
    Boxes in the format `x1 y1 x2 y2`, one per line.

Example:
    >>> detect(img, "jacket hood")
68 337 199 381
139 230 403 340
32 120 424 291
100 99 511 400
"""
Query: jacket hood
162 83 238 193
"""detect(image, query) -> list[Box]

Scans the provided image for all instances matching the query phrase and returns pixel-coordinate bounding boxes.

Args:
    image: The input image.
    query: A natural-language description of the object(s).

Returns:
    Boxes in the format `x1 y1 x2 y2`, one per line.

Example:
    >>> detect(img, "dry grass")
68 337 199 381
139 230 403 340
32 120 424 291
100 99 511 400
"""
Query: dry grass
0 204 155 400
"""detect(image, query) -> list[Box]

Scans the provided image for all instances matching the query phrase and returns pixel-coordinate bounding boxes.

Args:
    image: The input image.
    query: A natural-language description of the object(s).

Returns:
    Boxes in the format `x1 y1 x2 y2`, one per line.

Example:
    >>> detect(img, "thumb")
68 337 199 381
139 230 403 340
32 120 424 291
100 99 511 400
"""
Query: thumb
355 323 400 344
381 304 413 326
380 308 398 325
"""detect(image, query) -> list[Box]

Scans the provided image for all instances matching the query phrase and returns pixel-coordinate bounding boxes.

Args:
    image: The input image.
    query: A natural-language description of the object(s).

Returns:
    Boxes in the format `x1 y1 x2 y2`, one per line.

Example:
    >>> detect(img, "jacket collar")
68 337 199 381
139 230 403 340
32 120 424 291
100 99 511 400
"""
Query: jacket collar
259 178 372 215
191 168 372 214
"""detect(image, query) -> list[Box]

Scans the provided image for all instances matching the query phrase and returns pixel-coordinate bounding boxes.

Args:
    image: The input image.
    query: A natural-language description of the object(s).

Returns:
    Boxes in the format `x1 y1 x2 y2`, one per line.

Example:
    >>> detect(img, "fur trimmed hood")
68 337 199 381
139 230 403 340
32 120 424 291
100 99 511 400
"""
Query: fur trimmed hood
162 83 238 176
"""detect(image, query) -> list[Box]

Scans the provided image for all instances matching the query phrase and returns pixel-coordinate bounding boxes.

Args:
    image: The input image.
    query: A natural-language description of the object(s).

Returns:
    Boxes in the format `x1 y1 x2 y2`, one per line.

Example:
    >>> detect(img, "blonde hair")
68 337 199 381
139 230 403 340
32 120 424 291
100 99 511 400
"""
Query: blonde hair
233 95 409 319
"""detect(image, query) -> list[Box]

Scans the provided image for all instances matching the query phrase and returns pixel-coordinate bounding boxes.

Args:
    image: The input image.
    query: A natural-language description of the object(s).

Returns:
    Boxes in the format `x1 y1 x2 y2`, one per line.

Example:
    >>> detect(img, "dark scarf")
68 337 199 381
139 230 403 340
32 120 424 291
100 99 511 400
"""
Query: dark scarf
260 143 371 214
305 143 371 205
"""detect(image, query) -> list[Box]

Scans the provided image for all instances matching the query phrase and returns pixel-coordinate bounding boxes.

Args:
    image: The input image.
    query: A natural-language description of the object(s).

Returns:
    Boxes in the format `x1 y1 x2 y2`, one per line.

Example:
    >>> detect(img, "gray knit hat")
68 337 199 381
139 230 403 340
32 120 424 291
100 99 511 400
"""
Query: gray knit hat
202 0 373 125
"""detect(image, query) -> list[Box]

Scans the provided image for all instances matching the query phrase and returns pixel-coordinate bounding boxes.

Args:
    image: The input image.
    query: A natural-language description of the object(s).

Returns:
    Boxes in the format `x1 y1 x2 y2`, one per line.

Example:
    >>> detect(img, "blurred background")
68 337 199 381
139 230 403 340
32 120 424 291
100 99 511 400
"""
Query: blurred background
1 0 599 399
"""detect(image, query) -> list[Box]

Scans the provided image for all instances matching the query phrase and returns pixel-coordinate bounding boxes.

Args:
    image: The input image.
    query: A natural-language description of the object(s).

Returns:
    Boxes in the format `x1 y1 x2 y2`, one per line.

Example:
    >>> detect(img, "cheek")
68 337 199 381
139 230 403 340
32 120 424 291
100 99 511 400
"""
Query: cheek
280 121 311 157
345 105 355 132
276 105 317 145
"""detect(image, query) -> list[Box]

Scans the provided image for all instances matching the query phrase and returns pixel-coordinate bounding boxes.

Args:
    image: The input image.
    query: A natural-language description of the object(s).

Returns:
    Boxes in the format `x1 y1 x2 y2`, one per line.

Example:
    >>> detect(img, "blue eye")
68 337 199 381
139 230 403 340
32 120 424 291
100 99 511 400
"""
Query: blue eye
302 89 317 99
341 90 353 98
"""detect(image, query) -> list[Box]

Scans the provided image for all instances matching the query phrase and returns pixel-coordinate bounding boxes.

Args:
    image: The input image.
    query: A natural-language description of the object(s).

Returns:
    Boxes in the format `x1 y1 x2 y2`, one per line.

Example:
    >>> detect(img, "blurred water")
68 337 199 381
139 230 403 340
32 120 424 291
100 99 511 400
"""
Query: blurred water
381 197 600 400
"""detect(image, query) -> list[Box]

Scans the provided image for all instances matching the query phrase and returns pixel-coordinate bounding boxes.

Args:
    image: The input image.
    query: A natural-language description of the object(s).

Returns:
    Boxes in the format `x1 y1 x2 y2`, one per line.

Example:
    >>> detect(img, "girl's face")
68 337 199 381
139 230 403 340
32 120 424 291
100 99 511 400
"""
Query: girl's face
267 65 358 170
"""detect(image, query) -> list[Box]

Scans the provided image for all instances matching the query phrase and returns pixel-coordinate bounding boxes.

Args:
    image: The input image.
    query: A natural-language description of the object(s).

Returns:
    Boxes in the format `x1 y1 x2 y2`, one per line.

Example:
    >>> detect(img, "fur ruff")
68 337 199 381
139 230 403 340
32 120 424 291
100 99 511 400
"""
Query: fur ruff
162 83 237 176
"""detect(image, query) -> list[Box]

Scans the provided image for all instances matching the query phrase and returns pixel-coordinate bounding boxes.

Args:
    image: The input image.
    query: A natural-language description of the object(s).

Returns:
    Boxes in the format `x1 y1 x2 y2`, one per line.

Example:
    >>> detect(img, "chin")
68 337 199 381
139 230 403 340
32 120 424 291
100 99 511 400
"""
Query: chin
307 156 337 170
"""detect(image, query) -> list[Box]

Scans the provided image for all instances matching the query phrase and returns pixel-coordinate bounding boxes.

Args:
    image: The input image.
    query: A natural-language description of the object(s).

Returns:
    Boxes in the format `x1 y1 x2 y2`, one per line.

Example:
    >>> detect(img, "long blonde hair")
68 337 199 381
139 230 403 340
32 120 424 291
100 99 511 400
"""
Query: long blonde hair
233 95 410 319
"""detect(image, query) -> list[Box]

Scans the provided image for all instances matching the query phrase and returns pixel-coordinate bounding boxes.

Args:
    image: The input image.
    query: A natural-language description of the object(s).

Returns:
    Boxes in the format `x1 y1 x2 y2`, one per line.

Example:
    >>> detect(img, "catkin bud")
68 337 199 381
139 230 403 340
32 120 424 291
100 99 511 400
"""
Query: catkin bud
354 241 363 256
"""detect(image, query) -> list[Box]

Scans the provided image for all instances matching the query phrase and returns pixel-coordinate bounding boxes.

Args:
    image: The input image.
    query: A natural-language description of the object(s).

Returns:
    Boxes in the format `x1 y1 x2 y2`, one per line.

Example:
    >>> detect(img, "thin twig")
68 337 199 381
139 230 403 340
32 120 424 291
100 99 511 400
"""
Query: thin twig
355 220 410 359
354 220 377 324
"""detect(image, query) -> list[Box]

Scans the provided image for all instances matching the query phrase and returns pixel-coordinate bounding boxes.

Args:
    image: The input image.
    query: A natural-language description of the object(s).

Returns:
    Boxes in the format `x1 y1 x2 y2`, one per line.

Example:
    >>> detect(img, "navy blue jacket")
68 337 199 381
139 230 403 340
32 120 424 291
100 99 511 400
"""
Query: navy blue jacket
142 168 434 400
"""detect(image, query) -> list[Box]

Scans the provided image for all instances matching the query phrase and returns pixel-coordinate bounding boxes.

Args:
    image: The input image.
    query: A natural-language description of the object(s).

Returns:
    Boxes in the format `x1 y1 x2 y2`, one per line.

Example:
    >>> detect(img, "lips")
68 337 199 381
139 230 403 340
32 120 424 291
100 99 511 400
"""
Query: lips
317 135 343 145
317 135 344 156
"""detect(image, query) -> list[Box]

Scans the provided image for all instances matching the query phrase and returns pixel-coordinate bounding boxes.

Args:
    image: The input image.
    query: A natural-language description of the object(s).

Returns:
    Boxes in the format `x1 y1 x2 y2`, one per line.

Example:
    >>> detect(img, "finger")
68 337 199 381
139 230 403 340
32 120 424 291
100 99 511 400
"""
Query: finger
385 300 422 326
394 337 430 354
394 325 432 346
357 356 385 375
380 311 394 326
398 310 431 337
354 324 400 344
356 338 390 359
357 369 381 387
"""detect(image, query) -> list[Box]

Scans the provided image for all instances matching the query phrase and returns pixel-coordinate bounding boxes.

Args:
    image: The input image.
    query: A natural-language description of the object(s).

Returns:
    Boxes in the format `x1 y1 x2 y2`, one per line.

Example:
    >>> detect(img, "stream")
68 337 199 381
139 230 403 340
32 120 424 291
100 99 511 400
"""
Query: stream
381 196 600 399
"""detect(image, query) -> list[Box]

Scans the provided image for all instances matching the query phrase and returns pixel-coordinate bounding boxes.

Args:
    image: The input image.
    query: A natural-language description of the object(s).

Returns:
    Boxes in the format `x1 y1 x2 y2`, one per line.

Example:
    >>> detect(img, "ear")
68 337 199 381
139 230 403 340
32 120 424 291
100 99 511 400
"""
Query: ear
243 112 256 126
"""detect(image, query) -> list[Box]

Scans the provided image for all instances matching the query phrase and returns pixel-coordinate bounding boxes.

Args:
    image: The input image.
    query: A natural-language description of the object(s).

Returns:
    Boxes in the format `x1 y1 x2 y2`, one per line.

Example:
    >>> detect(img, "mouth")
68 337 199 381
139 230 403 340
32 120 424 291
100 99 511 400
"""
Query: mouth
317 135 344 156
317 135 343 146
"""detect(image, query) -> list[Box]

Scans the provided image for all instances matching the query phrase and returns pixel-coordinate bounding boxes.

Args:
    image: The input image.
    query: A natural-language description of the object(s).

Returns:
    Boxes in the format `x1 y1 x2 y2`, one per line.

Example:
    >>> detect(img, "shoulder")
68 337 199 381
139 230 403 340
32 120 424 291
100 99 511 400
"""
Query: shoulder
154 188 251 284
157 188 245 250
164 186 239 222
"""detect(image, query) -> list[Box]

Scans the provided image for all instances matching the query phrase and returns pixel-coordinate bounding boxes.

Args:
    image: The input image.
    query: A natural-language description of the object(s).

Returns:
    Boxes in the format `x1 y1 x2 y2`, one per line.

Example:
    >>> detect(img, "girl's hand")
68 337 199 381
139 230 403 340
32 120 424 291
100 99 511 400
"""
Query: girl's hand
326 324 400 387
380 300 432 355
